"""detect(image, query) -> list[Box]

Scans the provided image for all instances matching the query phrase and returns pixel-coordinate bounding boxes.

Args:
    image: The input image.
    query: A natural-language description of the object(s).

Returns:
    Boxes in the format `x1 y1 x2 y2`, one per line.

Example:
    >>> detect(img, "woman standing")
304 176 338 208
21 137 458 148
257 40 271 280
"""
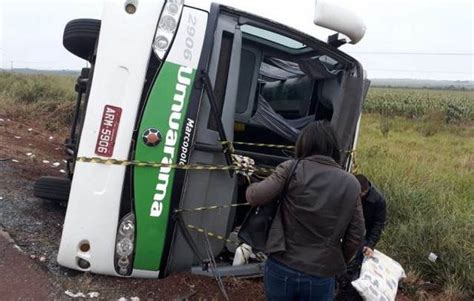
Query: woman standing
246 121 365 301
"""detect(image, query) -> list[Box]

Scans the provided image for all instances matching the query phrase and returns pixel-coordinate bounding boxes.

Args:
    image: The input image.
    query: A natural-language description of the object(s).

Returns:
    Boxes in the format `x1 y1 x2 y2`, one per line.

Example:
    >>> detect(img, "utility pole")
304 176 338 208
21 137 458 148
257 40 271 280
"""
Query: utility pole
10 60 13 71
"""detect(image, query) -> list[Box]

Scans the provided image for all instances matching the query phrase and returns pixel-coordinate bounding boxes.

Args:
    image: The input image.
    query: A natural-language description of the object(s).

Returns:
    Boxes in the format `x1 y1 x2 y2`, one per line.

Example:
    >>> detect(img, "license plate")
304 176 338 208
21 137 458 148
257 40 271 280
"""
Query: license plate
95 105 122 157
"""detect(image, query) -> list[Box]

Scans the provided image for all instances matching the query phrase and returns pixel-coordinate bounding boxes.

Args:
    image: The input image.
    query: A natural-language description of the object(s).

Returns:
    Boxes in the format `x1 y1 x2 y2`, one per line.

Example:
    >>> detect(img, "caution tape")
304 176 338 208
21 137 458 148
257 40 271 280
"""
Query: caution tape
186 224 239 246
221 140 357 155
76 156 275 174
176 202 250 213
221 140 294 150
175 204 250 247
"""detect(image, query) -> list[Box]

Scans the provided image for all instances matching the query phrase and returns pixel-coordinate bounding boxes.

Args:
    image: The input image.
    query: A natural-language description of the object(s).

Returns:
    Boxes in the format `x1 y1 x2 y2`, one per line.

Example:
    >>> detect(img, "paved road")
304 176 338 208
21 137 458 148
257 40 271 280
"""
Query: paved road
0 230 55 299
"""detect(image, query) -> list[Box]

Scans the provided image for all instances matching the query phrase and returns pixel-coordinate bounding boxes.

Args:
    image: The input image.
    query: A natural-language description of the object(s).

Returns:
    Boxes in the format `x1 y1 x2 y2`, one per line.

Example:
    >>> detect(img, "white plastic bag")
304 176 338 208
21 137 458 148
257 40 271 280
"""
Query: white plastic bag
352 250 406 301
232 243 252 266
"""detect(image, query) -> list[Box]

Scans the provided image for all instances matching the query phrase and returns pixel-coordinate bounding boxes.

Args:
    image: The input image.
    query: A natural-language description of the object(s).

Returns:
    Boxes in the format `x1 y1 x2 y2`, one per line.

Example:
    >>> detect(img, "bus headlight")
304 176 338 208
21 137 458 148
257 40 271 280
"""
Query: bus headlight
166 2 179 15
114 213 135 276
153 36 169 51
117 238 134 257
152 0 184 59
159 15 177 33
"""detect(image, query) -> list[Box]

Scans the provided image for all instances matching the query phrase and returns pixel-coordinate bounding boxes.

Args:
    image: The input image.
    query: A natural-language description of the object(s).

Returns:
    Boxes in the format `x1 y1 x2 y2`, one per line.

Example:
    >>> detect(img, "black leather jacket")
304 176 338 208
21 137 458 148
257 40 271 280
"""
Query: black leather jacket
362 184 387 249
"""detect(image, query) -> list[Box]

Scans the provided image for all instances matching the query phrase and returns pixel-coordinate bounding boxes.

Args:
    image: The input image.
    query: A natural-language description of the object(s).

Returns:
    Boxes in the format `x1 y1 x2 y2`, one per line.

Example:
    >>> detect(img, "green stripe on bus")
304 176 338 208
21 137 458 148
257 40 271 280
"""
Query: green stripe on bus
133 62 196 270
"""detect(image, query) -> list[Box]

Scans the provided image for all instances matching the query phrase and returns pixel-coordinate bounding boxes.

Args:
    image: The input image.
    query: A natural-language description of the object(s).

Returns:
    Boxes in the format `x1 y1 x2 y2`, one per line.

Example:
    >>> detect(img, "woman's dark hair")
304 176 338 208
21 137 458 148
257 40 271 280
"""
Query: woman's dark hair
354 174 370 191
295 121 341 163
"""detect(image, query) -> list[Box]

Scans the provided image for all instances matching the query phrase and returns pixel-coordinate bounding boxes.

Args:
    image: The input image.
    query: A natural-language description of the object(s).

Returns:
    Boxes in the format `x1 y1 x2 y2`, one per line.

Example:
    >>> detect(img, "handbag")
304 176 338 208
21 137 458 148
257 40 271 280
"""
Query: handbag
238 159 300 252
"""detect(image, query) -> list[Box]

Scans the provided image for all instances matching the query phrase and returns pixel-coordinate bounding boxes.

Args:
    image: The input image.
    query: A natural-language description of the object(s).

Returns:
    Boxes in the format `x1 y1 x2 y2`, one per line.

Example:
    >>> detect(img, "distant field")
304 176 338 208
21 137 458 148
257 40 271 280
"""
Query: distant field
1 72 473 297
365 87 474 122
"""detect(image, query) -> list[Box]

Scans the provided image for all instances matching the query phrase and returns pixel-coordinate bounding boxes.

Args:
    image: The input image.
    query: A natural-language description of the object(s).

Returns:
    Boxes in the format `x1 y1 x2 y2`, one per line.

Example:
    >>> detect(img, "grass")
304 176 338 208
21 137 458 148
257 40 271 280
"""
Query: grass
0 71 75 103
0 71 472 297
0 72 76 131
356 114 473 297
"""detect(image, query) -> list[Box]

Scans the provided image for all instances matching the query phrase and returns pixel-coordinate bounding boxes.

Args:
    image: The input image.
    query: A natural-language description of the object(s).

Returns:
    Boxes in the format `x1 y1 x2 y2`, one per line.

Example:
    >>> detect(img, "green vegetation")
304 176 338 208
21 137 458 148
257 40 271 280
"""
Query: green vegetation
0 72 76 131
360 85 474 298
0 71 75 103
357 114 473 297
0 72 472 297
365 87 474 123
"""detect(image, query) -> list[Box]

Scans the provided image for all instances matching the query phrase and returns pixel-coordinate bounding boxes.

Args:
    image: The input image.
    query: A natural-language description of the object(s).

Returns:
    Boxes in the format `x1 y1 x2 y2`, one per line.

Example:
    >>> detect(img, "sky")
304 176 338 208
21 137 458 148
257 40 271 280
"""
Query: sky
0 0 473 80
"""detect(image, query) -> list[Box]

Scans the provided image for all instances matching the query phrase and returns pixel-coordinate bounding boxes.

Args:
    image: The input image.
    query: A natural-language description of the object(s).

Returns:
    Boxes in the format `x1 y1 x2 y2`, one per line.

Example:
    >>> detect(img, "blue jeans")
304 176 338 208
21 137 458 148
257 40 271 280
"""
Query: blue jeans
264 257 335 301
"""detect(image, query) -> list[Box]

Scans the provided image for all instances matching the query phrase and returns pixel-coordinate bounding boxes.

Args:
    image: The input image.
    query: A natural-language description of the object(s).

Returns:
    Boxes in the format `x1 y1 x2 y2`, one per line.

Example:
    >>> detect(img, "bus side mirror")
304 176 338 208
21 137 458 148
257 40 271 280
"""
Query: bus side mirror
314 0 366 45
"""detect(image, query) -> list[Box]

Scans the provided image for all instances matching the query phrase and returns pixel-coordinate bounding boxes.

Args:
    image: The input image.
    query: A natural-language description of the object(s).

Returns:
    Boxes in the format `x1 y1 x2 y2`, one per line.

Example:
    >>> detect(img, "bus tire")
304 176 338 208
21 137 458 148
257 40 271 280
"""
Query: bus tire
34 176 71 202
63 19 101 62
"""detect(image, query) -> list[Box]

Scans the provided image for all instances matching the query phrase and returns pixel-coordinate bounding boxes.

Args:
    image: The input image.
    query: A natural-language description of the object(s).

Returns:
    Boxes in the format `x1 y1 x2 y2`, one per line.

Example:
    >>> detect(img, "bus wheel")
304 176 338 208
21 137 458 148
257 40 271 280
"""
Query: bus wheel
63 19 101 63
34 176 71 203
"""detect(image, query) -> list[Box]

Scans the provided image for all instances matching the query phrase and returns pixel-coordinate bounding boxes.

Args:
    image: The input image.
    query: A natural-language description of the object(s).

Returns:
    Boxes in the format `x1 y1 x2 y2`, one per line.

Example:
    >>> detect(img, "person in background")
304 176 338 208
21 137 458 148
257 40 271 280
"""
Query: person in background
335 174 387 300
354 174 387 257
246 121 365 301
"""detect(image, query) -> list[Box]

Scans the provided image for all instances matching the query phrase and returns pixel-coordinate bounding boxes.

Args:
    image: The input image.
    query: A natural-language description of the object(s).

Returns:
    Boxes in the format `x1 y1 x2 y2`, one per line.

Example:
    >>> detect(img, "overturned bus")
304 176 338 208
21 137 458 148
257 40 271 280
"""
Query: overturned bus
34 0 369 278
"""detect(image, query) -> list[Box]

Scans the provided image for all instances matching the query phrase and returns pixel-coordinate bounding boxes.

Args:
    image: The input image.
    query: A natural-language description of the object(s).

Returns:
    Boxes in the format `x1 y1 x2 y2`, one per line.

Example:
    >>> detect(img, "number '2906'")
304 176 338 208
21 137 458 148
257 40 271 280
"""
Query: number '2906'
183 14 196 61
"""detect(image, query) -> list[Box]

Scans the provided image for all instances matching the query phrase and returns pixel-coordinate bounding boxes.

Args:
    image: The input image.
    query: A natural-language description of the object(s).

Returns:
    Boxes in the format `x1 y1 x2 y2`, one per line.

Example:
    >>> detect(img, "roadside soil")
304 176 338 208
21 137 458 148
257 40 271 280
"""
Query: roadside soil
0 115 264 300
0 114 428 301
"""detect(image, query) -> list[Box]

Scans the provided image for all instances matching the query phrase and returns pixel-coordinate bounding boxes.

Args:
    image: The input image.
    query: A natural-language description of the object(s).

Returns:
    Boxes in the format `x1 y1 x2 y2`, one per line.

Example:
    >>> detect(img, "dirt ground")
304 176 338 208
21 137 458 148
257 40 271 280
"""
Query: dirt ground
1 115 421 300
0 115 265 300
